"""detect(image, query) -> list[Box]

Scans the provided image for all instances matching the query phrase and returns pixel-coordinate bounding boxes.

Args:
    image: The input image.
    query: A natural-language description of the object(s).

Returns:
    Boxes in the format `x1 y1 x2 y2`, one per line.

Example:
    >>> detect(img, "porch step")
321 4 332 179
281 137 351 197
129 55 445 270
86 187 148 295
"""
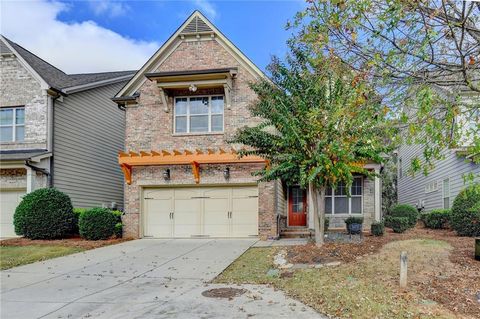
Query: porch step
280 228 313 239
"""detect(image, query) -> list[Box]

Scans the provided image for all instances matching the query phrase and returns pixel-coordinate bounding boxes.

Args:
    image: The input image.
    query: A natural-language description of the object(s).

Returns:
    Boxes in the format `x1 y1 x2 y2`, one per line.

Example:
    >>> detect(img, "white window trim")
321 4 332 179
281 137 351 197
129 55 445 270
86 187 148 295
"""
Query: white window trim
0 106 25 142
173 95 224 134
442 178 450 209
325 176 363 215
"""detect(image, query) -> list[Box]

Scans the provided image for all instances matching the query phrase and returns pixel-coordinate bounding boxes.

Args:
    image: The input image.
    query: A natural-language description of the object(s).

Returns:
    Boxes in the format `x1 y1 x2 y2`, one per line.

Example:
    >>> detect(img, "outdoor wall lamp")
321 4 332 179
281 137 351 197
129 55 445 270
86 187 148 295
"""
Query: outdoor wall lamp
223 167 230 180
189 84 197 92
163 168 171 180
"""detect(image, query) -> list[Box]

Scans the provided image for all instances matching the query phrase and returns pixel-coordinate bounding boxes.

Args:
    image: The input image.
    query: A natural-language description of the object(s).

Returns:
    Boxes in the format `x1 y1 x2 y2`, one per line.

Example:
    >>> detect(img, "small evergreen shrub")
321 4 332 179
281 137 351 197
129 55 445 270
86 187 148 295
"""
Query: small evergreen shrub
71 208 87 235
13 188 74 239
371 221 385 236
324 217 329 232
384 216 409 233
421 209 451 229
390 204 419 228
450 184 480 237
79 208 117 240
114 223 123 238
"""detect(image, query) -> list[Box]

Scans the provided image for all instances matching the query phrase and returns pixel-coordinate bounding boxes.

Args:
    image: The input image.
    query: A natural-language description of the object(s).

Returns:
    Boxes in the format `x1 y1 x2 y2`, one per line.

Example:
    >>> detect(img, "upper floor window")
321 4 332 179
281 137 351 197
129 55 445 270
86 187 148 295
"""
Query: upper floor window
325 177 363 215
174 96 224 134
0 107 24 142
443 178 450 209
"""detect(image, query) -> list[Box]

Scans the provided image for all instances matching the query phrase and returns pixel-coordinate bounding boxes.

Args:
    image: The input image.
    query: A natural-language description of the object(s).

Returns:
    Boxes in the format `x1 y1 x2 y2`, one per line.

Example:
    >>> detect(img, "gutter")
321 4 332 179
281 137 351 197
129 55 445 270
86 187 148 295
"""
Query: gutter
62 74 134 95
24 160 50 176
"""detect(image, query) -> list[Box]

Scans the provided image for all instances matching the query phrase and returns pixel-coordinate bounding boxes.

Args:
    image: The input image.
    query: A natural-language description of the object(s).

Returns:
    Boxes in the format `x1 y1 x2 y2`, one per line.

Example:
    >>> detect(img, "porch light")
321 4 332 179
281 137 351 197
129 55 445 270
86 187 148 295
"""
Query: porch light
189 84 197 92
223 167 230 180
163 168 171 180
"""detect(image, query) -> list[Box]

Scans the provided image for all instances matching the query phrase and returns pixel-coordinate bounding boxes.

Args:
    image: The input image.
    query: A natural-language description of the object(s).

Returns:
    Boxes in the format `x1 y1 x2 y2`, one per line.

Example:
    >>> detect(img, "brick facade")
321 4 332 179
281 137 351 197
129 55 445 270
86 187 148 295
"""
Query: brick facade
123 35 276 239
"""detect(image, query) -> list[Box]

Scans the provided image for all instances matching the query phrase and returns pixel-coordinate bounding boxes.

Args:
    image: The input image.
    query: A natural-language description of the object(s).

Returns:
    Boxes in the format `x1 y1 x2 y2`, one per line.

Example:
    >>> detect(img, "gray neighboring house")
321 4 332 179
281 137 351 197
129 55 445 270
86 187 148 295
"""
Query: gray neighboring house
0 35 135 237
397 89 480 212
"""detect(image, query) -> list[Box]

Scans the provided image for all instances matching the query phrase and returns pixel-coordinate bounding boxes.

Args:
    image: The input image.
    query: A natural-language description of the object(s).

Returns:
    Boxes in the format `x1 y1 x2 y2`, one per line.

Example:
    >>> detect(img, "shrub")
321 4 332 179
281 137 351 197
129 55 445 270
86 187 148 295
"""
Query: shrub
71 208 87 235
384 216 410 233
450 184 480 236
390 204 419 228
13 188 74 239
324 217 329 232
371 221 385 236
79 208 118 240
421 209 451 229
114 223 123 238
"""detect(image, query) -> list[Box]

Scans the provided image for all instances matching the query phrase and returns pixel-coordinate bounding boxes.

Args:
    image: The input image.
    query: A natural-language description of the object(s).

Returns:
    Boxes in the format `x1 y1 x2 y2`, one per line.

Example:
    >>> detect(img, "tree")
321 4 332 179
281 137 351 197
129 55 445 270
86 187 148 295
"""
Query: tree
292 0 480 172
381 154 398 214
233 48 393 245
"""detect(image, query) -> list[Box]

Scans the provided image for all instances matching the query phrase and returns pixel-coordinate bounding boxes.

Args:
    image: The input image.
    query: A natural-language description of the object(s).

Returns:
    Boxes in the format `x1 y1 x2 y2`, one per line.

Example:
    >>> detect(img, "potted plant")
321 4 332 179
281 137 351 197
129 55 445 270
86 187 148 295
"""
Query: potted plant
345 217 364 235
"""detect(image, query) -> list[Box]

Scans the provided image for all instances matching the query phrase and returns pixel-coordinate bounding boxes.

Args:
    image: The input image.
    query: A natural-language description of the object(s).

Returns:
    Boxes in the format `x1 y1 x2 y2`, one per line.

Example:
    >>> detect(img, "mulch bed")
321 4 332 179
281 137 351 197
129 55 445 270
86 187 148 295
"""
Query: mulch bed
0 236 131 250
285 226 480 317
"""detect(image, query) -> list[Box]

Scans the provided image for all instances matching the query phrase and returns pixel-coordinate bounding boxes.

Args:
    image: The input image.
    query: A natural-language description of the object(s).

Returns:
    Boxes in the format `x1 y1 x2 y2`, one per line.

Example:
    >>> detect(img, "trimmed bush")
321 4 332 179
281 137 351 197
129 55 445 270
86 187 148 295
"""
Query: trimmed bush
114 223 123 238
71 208 87 235
421 209 451 229
390 204 419 228
325 217 329 232
79 208 118 240
371 221 385 236
13 188 74 239
450 184 480 236
385 216 410 233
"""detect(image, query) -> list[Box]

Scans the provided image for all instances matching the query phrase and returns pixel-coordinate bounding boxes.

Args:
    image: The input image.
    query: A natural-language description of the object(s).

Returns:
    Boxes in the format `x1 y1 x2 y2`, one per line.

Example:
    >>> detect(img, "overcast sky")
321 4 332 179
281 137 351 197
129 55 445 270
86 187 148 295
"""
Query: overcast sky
0 0 305 74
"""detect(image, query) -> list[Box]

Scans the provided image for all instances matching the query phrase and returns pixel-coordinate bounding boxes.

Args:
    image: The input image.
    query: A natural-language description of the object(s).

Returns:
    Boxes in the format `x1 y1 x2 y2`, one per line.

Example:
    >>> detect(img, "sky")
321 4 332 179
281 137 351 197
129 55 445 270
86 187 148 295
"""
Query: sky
0 0 306 74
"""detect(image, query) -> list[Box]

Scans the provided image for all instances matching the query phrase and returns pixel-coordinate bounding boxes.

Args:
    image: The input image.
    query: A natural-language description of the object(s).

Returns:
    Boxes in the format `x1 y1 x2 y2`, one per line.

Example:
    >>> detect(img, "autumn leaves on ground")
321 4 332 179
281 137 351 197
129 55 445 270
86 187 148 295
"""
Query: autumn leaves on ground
215 228 479 319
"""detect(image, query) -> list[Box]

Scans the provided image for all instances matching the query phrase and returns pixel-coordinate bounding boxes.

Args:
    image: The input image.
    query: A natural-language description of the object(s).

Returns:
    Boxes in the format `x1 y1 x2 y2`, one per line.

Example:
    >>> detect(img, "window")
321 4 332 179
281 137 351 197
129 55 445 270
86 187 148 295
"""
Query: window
325 177 363 215
0 107 24 142
174 96 224 133
443 178 450 209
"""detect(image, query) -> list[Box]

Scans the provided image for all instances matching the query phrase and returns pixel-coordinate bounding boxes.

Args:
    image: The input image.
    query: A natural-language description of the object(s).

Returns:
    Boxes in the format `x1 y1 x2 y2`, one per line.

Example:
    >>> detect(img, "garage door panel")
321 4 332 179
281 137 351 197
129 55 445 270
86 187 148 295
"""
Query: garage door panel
174 191 202 237
144 189 173 238
0 189 25 238
231 187 258 237
204 197 230 237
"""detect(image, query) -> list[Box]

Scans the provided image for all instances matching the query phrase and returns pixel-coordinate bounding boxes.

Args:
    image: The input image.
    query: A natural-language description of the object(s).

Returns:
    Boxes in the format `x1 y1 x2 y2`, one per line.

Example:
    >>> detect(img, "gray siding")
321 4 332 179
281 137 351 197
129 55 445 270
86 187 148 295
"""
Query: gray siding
397 144 479 211
53 82 126 209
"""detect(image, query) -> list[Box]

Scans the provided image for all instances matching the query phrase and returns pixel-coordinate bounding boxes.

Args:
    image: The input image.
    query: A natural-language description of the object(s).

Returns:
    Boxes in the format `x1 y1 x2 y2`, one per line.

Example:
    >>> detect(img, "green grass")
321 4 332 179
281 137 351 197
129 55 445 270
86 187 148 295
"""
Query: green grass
215 240 458 319
0 245 85 270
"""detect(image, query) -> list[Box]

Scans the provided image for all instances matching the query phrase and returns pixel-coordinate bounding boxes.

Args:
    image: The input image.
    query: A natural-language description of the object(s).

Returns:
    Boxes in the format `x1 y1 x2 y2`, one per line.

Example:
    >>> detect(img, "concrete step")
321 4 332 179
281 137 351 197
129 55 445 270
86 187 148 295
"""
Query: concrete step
280 228 313 239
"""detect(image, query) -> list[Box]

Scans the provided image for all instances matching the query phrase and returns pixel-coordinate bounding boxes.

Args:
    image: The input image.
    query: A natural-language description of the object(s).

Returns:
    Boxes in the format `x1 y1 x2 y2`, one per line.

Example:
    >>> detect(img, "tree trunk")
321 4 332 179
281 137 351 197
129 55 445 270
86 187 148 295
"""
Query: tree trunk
310 183 326 246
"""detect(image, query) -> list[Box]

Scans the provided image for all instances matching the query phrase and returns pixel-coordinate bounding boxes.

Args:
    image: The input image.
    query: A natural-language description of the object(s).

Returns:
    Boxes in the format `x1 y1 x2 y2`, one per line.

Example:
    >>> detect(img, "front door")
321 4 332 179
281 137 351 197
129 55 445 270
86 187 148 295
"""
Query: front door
288 186 307 226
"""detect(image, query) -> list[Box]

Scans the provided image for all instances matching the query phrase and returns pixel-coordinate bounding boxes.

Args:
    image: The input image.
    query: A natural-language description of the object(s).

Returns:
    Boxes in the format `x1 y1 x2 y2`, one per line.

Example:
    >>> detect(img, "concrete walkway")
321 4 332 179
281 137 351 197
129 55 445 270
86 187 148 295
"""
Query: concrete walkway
1 239 324 319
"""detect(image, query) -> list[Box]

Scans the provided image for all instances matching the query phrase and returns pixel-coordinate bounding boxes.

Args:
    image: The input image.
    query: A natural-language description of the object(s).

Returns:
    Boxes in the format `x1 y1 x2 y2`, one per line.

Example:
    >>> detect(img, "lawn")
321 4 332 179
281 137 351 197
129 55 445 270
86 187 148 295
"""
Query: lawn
0 245 84 270
215 228 479 319
0 237 129 270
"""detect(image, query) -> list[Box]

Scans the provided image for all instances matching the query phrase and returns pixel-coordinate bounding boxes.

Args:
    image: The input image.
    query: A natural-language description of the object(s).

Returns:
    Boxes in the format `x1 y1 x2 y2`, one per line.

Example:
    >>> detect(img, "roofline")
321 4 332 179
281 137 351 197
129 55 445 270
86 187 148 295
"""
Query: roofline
145 67 237 79
61 74 135 94
0 35 51 90
115 10 269 98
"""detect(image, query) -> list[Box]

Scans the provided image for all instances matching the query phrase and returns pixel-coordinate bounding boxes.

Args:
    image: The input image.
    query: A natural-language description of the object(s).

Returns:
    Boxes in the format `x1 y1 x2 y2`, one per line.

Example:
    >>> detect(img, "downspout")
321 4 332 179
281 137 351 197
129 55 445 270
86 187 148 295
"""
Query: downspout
47 92 59 187
274 180 280 239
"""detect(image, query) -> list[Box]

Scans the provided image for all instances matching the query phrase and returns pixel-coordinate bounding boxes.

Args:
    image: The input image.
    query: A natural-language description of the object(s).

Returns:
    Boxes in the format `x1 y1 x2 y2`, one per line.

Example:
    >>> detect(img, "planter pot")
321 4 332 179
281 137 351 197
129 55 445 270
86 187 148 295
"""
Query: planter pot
347 223 363 235
476 238 480 261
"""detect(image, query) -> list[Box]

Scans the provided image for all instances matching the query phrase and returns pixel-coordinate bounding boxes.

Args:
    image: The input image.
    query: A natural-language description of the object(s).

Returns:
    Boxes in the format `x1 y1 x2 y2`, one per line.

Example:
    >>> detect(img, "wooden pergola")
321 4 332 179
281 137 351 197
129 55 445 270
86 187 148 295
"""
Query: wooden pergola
118 148 268 185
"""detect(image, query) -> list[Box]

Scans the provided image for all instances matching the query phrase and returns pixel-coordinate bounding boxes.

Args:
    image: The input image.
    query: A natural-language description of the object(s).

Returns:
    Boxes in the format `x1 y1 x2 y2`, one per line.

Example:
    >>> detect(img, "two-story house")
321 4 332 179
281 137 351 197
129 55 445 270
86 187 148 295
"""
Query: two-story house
113 11 382 240
398 88 479 212
0 36 134 237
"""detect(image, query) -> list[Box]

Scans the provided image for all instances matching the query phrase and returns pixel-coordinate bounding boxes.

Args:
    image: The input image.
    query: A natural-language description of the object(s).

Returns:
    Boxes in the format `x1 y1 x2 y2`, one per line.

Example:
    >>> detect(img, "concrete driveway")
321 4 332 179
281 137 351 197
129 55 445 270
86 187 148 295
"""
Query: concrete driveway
1 239 324 319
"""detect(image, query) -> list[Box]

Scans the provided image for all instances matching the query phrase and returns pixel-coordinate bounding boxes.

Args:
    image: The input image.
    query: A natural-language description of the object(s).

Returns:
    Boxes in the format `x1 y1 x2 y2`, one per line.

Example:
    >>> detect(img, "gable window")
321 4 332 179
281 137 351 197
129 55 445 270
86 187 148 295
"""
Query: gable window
442 178 450 209
325 177 363 215
0 107 24 142
174 96 224 134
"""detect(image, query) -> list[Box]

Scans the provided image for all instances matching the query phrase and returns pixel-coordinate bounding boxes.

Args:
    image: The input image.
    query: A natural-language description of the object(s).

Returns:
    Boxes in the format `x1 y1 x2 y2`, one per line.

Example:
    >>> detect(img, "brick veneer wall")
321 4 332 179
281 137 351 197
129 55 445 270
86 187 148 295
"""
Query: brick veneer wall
0 55 48 150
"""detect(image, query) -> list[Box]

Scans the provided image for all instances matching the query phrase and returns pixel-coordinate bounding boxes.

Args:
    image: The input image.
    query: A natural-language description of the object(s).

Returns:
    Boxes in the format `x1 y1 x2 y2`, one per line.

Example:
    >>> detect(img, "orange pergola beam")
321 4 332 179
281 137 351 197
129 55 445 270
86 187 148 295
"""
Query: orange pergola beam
118 148 267 185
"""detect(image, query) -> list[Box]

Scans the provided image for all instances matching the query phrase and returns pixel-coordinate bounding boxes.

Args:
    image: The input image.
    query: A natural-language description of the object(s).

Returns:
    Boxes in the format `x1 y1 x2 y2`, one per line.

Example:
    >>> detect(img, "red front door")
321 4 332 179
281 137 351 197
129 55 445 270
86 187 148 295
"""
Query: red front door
288 186 307 226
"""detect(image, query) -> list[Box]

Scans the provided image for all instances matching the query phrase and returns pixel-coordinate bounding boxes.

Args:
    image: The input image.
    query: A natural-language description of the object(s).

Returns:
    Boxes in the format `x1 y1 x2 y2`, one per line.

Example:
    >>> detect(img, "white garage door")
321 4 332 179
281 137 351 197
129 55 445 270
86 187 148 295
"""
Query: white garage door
0 189 25 238
143 186 258 238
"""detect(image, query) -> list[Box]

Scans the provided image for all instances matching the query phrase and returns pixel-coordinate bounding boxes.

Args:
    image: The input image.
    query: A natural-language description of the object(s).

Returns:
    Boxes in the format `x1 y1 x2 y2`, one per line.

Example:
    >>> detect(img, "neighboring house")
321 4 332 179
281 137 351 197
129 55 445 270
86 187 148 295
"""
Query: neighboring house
0 35 135 237
397 89 480 211
113 11 382 240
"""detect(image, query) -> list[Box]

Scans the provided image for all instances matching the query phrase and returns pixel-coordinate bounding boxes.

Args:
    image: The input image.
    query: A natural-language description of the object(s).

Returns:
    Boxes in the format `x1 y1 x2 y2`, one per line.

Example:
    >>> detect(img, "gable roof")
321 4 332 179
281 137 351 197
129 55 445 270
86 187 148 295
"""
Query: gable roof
116 10 268 98
0 35 136 92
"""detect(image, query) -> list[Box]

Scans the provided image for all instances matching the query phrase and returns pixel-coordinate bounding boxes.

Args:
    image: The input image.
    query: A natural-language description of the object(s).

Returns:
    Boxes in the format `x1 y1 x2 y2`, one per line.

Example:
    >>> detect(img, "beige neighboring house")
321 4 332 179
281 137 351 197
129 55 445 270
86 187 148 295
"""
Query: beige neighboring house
0 35 135 237
113 11 382 240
